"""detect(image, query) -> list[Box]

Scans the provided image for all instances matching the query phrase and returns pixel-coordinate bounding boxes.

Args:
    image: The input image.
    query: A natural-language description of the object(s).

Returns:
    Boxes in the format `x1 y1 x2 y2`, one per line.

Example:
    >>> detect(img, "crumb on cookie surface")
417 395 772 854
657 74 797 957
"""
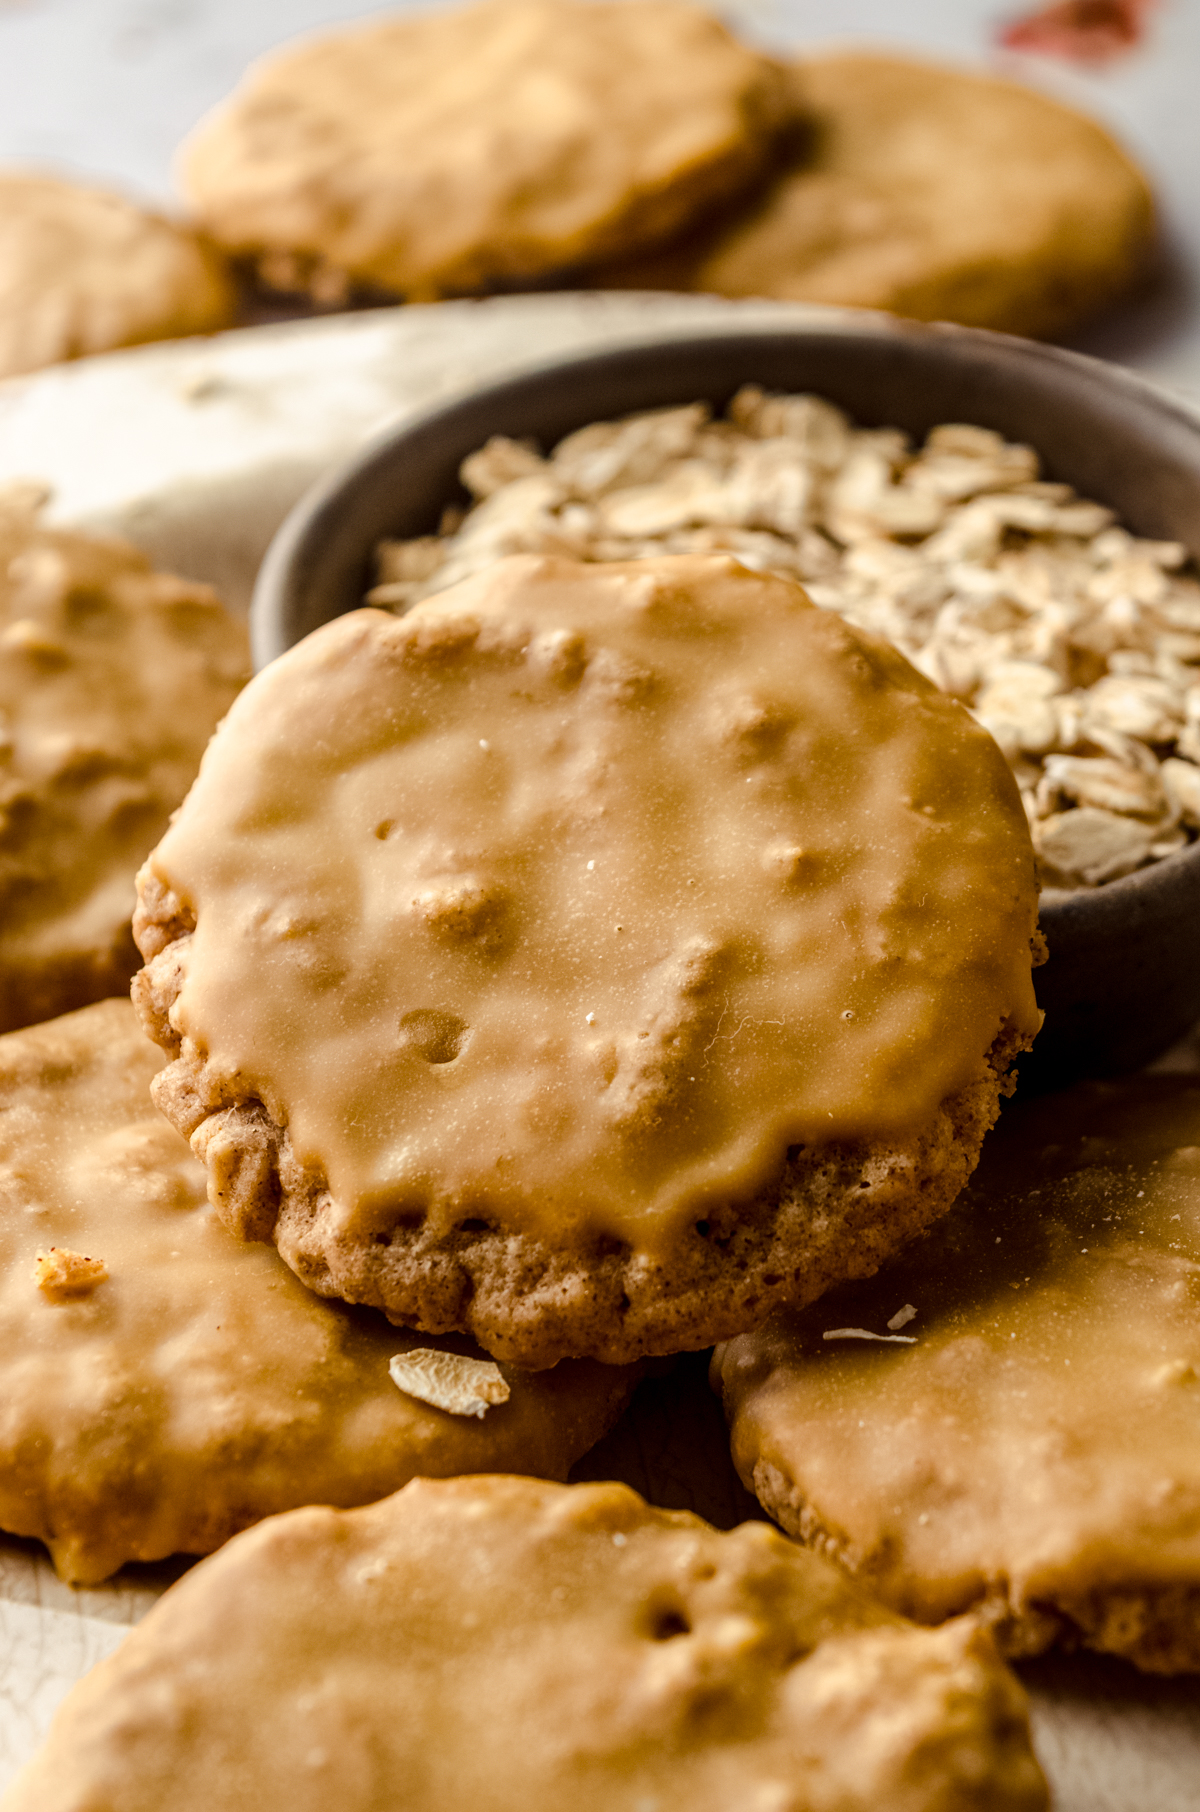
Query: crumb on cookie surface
33 1247 107 1301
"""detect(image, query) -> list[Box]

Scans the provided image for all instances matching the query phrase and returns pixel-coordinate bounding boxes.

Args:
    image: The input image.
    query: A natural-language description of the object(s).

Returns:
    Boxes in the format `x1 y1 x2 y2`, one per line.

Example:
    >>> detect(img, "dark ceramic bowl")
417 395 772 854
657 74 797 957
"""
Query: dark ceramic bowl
251 312 1200 1090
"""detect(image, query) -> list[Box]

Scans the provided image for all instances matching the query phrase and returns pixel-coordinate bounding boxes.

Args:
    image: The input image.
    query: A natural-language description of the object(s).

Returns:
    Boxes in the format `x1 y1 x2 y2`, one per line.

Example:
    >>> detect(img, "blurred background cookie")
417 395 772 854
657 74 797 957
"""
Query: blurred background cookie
0 999 636 1583
712 1074 1200 1672
0 486 248 1034
3 1474 1050 1812
0 170 236 379
601 53 1154 342
178 0 797 303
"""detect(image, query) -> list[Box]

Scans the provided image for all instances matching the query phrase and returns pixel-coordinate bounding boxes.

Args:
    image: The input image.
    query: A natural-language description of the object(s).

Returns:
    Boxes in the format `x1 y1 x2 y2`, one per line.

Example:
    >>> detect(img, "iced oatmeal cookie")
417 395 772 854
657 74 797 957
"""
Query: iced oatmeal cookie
0 999 634 1584
2 1475 1049 1812
133 554 1041 1367
0 171 235 379
177 0 796 301
603 53 1153 341
0 487 248 1034
713 1074 1200 1672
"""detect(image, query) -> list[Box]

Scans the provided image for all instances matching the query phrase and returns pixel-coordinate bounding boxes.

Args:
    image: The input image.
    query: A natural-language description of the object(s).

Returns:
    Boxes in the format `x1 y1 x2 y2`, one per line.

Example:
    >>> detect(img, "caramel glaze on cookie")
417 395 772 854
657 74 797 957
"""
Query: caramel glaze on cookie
3 1476 1049 1812
0 488 248 1035
0 172 235 380
178 0 798 301
134 554 1041 1368
713 1076 1200 1672
600 53 1154 343
0 1000 635 1584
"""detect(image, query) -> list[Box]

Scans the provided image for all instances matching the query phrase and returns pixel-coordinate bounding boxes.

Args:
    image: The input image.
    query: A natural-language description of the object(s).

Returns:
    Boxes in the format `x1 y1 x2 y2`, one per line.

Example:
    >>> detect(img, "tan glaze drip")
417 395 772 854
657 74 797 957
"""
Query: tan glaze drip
4 1476 1049 1812
146 554 1039 1260
0 488 248 1032
713 1076 1200 1671
0 1001 634 1584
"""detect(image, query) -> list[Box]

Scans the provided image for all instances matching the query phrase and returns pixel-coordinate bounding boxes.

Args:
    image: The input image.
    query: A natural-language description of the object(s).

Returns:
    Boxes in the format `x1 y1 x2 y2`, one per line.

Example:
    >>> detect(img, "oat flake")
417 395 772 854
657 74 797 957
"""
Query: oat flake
372 387 1200 890
388 1348 511 1418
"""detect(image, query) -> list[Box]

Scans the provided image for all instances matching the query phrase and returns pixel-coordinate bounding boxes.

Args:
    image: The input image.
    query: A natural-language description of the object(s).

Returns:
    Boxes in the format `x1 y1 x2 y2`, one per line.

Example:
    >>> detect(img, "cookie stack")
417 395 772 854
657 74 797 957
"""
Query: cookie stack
0 492 642 1592
0 7 1189 1799
0 517 1060 1806
0 0 1156 378
6 484 1200 1802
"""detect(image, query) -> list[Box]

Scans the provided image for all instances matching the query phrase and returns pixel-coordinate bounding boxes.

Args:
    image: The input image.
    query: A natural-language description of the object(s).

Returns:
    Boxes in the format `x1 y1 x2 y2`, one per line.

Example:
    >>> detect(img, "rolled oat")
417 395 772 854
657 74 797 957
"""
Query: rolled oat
372 386 1200 889
388 1348 511 1419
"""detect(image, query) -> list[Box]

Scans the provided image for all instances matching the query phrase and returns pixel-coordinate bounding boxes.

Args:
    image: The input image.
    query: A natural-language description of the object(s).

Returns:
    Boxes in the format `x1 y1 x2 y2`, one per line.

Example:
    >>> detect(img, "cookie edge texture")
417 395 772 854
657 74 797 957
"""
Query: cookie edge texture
0 1476 1050 1812
722 1449 1200 1675
133 868 1039 1368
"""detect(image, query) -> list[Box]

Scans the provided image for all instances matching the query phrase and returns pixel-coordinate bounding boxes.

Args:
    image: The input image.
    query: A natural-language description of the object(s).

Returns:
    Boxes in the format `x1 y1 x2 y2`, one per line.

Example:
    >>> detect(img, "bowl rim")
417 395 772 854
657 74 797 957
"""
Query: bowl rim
249 306 1200 922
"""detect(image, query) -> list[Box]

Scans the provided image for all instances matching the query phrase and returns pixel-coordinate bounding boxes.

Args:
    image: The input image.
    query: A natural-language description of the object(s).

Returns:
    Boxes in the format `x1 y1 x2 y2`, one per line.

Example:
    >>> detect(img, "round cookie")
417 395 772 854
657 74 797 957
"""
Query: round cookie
133 553 1042 1368
4 1474 1050 1812
712 1075 1200 1673
177 0 796 301
0 171 235 380
0 487 248 1035
0 999 635 1584
602 54 1153 341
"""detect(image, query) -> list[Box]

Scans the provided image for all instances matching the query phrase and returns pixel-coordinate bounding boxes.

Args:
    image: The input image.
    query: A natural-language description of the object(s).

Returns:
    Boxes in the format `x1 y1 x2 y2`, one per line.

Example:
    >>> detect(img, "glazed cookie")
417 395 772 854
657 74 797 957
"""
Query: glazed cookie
178 0 796 301
603 54 1153 341
3 1474 1049 1812
0 171 235 380
0 486 248 1035
712 1075 1200 1673
134 554 1041 1368
0 999 634 1584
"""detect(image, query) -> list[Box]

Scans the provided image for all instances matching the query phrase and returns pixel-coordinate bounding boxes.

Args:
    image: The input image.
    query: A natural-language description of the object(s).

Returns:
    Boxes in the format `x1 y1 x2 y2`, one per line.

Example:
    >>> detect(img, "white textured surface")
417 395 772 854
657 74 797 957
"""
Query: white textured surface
0 294 1196 1803
0 1604 126 1785
0 290 855 609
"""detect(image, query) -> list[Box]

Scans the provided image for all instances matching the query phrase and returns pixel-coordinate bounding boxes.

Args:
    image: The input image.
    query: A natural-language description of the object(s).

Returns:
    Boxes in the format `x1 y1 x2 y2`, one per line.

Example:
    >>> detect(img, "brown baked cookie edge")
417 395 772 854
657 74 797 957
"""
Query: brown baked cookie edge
133 889 1035 1367
738 1452 1200 1673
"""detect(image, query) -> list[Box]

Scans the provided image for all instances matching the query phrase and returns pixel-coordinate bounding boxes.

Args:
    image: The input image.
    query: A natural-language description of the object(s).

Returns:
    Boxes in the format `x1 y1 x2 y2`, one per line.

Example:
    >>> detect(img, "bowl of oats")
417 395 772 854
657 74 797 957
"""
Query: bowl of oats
252 314 1200 1086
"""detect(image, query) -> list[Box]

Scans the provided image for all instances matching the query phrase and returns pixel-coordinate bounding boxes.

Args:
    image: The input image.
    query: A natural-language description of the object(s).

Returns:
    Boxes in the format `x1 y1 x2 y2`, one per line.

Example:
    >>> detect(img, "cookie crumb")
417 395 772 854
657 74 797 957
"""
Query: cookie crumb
388 1348 510 1418
887 1303 917 1330
33 1247 107 1301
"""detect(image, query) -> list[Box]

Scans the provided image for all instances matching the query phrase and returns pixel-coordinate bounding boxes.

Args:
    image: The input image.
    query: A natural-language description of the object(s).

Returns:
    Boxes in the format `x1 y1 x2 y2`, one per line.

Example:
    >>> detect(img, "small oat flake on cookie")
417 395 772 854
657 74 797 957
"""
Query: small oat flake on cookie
1 1475 1049 1812
0 1000 635 1584
177 0 797 299
133 553 1042 1368
388 1348 510 1418
0 171 235 379
712 1075 1200 1673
